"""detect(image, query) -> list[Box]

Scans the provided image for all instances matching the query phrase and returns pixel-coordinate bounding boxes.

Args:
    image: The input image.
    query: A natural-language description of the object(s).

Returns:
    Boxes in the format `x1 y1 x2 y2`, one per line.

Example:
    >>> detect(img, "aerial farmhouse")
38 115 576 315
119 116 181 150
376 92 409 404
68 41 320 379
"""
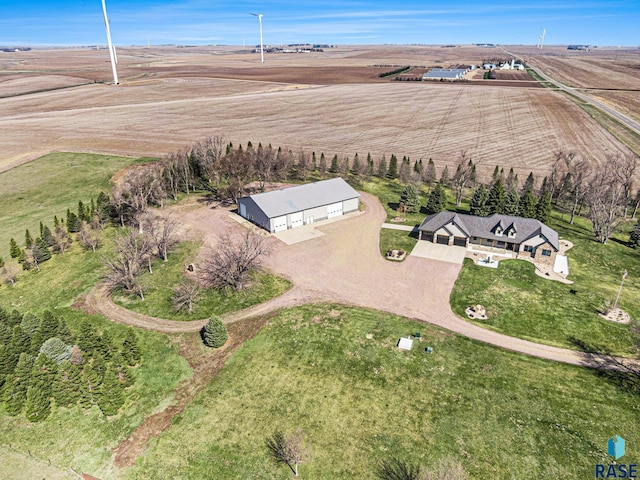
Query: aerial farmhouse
238 177 360 233
418 211 560 265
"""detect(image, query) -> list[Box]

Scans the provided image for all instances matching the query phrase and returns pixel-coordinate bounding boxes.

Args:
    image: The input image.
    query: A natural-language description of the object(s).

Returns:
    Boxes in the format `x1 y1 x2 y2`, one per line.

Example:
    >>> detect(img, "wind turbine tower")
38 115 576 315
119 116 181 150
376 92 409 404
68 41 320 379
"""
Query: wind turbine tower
250 13 264 63
101 0 119 84
539 28 546 50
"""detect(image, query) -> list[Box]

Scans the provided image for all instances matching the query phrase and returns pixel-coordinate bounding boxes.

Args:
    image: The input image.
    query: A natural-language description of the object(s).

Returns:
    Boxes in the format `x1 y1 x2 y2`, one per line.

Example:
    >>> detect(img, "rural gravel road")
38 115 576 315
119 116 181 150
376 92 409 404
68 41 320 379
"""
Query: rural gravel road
87 193 640 372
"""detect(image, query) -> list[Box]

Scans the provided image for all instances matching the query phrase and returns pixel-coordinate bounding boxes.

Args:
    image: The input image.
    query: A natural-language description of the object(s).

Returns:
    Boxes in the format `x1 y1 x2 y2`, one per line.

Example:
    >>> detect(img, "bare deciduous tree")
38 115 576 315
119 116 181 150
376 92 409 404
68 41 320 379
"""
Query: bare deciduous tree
563 154 592 224
200 231 271 290
253 143 276 190
103 229 152 299
265 429 309 477
172 280 201 314
112 164 167 228
614 152 638 218
78 223 102 252
585 154 627 244
192 135 225 189
452 150 475 207
143 214 179 261
1 261 20 287
51 225 71 255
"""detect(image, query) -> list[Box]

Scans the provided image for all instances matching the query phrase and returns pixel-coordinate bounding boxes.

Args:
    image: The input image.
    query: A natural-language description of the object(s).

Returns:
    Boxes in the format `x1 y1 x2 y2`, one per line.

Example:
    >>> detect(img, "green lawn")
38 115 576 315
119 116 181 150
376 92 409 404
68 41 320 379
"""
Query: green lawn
451 210 640 356
112 241 292 320
0 152 143 258
127 304 639 479
379 228 418 259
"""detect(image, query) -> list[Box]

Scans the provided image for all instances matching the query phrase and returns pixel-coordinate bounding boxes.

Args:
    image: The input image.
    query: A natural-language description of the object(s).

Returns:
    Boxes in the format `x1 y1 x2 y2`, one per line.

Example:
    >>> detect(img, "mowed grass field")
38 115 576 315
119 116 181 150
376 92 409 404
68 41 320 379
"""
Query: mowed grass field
0 152 142 258
127 304 639 479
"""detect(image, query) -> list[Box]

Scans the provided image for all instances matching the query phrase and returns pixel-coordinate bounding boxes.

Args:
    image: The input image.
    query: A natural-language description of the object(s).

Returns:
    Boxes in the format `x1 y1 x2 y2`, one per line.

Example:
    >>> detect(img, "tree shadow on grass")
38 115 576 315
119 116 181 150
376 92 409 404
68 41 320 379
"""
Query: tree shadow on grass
568 336 640 397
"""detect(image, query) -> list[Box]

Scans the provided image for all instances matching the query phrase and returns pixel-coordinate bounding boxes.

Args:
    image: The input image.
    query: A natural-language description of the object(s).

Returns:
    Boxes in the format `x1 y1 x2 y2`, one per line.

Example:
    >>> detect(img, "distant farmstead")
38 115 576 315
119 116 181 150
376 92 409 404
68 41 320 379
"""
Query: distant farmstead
418 212 560 265
238 178 360 233
422 68 469 80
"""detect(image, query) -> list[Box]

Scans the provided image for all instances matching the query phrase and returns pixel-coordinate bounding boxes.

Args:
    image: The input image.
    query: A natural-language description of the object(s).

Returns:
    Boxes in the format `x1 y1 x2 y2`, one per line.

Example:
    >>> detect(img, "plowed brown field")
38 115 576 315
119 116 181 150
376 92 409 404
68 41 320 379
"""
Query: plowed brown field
0 45 635 179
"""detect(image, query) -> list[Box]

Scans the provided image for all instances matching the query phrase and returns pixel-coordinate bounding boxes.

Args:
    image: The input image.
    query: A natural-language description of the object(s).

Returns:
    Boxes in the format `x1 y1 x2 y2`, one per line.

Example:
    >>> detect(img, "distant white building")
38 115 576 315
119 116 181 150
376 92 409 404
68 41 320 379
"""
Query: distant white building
422 68 468 80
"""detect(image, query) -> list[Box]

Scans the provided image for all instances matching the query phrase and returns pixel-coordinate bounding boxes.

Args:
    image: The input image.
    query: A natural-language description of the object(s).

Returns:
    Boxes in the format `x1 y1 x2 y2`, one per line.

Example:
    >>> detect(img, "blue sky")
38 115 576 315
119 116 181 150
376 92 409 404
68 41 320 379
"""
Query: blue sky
1 1 638 47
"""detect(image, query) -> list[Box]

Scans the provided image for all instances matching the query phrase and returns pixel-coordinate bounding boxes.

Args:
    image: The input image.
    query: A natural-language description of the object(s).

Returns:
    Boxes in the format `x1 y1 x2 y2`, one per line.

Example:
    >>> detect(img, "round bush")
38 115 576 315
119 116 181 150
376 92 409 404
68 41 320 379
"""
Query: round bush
202 317 228 348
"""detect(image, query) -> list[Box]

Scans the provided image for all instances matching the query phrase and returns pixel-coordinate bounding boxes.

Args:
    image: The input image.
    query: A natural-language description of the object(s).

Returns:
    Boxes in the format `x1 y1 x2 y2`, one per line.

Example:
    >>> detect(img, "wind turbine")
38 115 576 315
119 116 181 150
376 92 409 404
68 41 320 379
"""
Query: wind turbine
250 13 264 63
101 0 119 84
539 28 546 50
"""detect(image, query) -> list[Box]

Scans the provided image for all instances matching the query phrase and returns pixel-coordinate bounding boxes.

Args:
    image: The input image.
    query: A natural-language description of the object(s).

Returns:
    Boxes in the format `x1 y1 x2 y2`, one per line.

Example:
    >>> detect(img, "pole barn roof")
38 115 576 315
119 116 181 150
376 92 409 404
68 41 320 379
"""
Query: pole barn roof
245 177 360 218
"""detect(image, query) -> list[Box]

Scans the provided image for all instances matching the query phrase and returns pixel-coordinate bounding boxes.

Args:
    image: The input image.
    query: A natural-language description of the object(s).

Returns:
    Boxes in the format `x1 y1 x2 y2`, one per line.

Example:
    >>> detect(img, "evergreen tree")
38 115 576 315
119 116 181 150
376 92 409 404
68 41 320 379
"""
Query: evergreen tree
9 238 21 259
56 318 74 344
96 330 114 361
53 361 82 407
66 209 81 233
202 317 228 348
398 185 421 213
97 366 125 416
469 185 489 216
96 191 111 225
376 156 387 178
34 238 51 262
505 167 518 192
39 338 73 364
440 165 450 188
486 178 507 214
41 225 54 247
351 153 360 175
387 155 398 179
20 313 40 338
3 352 34 416
535 189 552 223
425 183 447 214
25 229 34 247
504 189 520 216
522 172 535 194
78 200 89 223
111 352 133 387
122 328 141 366
491 165 501 185
77 319 99 356
0 322 11 347
519 189 537 218
24 384 51 422
38 310 60 342
329 155 339 174
80 364 102 407
367 153 374 177
318 153 327 174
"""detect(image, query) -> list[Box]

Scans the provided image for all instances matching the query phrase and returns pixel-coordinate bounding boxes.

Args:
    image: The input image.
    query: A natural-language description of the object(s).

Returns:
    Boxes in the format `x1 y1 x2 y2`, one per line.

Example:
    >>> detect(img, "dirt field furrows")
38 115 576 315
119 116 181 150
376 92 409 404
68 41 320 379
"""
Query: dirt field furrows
1 80 632 179
509 46 640 123
0 45 636 176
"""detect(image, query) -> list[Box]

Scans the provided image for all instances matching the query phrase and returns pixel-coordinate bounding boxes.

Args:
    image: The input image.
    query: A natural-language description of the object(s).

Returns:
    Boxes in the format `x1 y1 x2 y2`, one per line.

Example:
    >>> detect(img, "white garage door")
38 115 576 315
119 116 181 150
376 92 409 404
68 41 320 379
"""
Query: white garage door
327 202 343 218
239 203 247 218
272 216 287 232
290 212 303 229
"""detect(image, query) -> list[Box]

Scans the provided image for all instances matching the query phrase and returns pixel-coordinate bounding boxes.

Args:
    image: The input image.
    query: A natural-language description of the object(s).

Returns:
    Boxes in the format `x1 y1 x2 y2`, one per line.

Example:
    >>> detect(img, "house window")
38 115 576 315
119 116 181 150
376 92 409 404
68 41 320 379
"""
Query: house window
542 249 552 257
523 245 534 253
495 229 503 236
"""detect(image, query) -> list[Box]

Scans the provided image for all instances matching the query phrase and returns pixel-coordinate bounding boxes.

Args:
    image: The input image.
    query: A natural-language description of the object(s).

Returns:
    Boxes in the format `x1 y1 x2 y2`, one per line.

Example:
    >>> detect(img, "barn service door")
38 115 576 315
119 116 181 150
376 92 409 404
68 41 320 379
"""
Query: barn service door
290 212 303 229
239 203 247 218
327 202 343 218
272 216 287 232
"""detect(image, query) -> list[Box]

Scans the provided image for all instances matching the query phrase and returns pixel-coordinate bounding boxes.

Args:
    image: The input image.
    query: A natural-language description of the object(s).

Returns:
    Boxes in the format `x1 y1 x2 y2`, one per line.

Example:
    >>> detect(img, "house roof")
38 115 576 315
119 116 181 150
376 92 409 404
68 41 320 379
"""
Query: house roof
243 177 360 218
418 212 559 250
422 68 467 79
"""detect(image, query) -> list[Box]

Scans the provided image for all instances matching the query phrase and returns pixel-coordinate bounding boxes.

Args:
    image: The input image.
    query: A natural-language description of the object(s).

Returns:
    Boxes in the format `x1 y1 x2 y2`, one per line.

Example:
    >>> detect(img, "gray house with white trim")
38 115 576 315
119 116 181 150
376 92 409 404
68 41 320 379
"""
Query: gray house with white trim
238 178 360 233
418 211 560 265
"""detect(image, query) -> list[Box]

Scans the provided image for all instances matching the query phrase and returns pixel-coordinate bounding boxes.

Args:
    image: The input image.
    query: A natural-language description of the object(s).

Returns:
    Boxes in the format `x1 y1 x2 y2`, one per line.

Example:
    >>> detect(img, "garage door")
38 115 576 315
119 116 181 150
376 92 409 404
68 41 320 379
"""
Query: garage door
327 202 343 218
453 237 467 247
239 203 247 218
272 216 287 232
436 235 449 245
290 212 303 229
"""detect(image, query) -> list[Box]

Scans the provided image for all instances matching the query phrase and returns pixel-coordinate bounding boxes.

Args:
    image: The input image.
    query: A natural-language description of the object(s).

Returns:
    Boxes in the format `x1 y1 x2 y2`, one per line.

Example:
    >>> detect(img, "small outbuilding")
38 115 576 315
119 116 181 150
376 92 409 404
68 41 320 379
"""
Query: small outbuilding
237 177 360 233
